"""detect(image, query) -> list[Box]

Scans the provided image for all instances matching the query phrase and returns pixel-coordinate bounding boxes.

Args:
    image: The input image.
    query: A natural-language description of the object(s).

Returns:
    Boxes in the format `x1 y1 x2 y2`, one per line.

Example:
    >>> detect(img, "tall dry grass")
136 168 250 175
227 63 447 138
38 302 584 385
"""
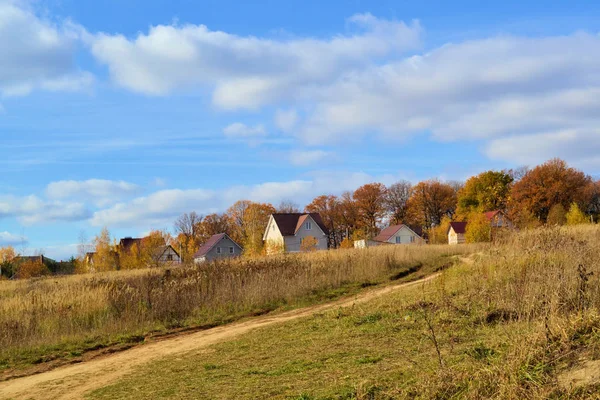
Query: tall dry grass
0 244 476 369
417 225 600 399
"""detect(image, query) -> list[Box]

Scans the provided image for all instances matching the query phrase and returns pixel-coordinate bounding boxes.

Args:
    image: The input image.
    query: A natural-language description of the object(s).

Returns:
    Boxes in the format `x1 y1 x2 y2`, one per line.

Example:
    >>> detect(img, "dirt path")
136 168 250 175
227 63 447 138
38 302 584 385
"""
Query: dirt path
0 274 439 400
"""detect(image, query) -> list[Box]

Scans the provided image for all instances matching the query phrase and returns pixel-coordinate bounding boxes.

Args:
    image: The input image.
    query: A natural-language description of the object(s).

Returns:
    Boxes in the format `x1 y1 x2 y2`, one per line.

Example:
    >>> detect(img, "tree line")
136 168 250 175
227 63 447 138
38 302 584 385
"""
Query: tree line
1 158 598 278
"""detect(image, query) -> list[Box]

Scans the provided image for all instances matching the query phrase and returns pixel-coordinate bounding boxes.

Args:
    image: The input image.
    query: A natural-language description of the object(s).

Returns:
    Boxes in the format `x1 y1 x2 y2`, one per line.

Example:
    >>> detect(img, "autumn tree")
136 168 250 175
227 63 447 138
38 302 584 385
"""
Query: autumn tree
566 203 590 225
300 236 319 252
200 213 231 240
92 227 118 272
385 181 412 225
406 180 457 229
428 216 451 245
465 211 491 243
353 183 387 238
0 246 16 278
305 194 342 247
141 230 171 268
456 170 513 218
15 258 50 279
511 159 591 223
547 204 567 226
227 200 275 256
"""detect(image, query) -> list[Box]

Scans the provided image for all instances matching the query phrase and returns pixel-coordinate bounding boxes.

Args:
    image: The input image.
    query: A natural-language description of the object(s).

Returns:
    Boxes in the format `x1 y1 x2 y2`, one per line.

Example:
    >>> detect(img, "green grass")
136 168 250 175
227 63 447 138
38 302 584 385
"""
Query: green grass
88 275 531 399
88 226 600 399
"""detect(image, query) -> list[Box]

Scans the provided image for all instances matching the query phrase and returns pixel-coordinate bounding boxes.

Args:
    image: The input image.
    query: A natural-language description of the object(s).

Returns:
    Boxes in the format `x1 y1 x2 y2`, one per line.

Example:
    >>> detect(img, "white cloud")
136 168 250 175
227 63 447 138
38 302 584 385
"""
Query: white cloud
90 170 402 228
293 33 600 156
46 179 141 206
289 150 332 166
0 231 27 246
0 195 90 225
0 1 93 96
485 129 600 169
90 14 421 109
275 109 299 132
223 122 266 138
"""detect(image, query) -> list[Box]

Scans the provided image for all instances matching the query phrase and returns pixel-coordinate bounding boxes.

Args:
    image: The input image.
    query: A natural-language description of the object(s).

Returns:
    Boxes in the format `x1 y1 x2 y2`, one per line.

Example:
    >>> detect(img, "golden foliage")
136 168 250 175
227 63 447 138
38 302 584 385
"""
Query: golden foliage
300 236 319 252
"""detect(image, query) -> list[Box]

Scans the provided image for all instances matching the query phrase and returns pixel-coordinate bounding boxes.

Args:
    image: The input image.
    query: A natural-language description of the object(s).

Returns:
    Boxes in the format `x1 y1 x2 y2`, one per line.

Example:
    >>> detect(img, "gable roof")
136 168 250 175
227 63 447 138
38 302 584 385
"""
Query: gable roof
153 245 180 260
484 210 502 221
270 213 329 236
448 222 468 235
373 224 423 242
194 233 242 258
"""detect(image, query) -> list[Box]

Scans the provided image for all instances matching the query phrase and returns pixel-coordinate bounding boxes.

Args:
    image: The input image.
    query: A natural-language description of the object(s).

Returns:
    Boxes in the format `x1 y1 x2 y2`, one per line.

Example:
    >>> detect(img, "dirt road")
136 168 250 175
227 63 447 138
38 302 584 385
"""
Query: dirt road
0 274 439 400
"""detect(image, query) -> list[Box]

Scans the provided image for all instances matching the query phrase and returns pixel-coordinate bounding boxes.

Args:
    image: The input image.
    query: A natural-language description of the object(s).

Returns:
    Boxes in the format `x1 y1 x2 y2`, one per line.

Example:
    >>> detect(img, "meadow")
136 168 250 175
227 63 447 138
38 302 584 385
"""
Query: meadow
89 225 600 399
0 243 477 375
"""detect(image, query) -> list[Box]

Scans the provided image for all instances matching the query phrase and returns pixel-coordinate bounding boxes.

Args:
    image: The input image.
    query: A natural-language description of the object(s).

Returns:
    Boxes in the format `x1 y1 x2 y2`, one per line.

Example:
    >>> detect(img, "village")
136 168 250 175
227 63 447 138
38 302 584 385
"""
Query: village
1 158 597 279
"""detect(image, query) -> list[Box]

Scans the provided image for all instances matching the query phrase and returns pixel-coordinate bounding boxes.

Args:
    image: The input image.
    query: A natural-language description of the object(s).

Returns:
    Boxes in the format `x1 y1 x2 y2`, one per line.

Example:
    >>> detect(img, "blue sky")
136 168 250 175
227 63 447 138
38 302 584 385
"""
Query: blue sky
1 0 600 259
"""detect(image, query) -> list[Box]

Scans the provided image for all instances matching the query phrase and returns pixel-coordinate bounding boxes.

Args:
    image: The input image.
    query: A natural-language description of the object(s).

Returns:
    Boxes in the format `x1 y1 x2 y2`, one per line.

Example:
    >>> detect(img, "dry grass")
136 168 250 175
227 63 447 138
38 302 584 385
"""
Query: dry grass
88 225 600 399
0 244 476 372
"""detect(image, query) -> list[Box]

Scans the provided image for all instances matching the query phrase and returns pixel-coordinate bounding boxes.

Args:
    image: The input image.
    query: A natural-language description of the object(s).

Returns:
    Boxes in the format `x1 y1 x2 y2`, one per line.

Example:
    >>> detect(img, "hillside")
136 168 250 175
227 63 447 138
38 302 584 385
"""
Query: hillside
84 226 600 399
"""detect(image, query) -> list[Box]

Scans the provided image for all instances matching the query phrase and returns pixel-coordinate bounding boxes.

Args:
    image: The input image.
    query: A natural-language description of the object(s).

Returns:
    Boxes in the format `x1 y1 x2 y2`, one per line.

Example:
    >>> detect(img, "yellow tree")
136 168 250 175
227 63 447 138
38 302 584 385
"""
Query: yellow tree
456 170 513 218
353 183 387 238
465 211 491 243
428 216 452 244
93 227 118 272
547 204 567 226
140 230 170 268
242 202 276 256
566 203 590 225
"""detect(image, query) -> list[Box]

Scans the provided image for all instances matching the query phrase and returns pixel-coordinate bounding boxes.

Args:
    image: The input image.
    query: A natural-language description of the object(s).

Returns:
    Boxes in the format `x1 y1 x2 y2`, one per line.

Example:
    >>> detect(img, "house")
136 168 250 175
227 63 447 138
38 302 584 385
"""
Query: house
263 213 329 253
484 210 514 229
118 236 181 265
373 224 426 245
448 222 468 245
194 233 243 263
153 245 181 264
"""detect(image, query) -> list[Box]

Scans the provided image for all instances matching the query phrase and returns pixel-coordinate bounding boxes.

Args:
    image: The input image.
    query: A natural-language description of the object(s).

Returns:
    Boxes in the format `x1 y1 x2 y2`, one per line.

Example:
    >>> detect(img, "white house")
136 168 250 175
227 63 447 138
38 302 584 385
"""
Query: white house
263 213 329 253
448 222 468 245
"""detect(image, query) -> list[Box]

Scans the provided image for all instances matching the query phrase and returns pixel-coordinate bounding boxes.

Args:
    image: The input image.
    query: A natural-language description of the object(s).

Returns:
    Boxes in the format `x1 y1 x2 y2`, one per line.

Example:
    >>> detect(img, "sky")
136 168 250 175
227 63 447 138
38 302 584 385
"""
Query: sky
1 0 600 259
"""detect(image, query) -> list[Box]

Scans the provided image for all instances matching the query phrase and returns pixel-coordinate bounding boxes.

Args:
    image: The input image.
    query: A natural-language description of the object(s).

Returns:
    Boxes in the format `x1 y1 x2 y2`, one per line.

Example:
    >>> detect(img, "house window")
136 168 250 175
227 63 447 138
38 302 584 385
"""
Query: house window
229 247 234 254
217 247 222 254
167 254 173 261
306 221 312 230
396 236 401 244
410 236 415 243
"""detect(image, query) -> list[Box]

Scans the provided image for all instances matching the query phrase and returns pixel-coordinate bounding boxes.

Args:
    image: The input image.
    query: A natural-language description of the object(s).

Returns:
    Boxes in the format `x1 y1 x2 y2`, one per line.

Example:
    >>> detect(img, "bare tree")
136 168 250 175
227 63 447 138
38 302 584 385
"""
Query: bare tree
174 212 203 239
277 199 300 213
385 181 412 225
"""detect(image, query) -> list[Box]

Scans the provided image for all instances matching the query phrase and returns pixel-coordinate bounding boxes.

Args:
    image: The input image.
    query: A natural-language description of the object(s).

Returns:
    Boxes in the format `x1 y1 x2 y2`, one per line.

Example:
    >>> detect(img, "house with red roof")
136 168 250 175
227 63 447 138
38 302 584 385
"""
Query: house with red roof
355 224 425 248
484 210 513 229
193 233 243 263
263 213 329 253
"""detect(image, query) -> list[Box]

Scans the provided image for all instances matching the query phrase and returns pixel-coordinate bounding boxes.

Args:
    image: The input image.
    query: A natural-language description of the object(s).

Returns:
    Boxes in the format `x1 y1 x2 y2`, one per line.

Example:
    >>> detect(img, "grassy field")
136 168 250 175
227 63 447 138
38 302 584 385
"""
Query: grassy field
89 225 600 399
0 243 477 375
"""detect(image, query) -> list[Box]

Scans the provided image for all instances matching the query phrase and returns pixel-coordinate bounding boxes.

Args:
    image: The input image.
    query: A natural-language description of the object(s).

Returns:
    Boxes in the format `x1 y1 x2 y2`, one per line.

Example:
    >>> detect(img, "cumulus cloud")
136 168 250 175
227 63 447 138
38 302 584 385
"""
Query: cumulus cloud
0 231 27 246
46 179 141 206
295 33 600 157
90 170 400 228
90 14 421 109
0 1 92 96
0 195 90 225
289 150 332 166
223 123 266 138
